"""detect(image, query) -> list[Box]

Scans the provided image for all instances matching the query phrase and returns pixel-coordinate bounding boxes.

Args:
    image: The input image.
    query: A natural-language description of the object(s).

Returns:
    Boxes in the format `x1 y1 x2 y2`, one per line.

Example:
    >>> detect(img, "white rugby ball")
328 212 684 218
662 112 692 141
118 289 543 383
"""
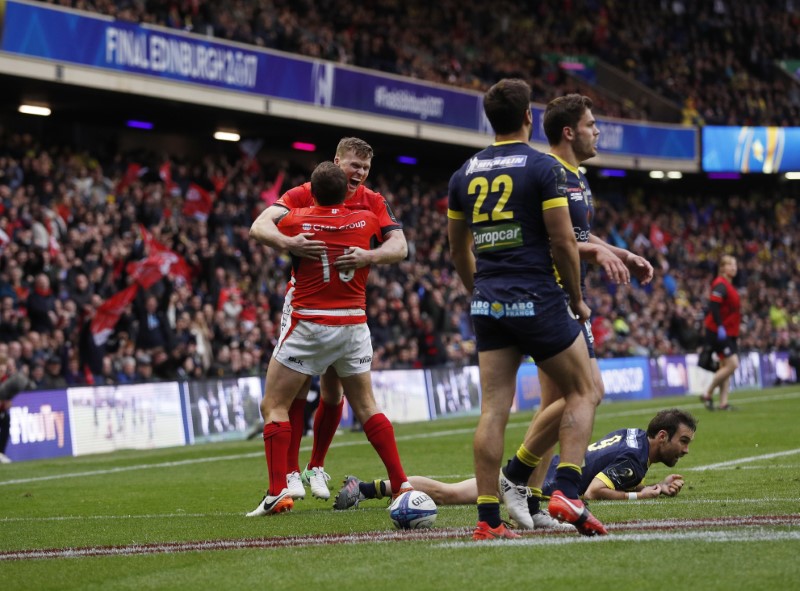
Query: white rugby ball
388 490 437 529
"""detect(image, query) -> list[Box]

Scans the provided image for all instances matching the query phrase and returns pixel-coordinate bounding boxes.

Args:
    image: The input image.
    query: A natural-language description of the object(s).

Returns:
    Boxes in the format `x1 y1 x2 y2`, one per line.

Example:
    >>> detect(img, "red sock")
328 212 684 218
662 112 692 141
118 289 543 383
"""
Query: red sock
309 400 344 467
287 399 306 473
263 421 291 496
363 413 407 493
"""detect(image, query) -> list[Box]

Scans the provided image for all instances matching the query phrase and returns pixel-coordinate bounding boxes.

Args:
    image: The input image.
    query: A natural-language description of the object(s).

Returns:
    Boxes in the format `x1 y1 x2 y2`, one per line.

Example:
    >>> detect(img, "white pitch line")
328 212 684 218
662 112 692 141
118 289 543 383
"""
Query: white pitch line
3 389 799 487
688 448 800 471
438 528 800 549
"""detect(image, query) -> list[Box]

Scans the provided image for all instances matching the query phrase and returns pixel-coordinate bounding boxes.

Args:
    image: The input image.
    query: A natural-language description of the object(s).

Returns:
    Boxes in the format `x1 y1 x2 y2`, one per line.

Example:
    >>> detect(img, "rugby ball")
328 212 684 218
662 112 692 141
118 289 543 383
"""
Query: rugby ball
388 490 437 529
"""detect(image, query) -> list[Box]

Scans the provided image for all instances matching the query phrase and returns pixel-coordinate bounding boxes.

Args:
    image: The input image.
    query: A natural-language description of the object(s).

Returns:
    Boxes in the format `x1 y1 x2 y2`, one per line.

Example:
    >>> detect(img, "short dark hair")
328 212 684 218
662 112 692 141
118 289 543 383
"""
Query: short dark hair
543 94 593 145
646 409 697 439
311 161 348 206
483 78 532 135
336 137 373 160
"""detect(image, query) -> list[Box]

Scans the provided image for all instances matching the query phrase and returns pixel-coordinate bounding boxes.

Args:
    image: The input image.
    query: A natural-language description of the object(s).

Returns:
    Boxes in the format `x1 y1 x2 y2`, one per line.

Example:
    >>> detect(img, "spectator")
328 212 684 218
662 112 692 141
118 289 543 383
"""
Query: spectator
41 355 68 390
26 273 56 333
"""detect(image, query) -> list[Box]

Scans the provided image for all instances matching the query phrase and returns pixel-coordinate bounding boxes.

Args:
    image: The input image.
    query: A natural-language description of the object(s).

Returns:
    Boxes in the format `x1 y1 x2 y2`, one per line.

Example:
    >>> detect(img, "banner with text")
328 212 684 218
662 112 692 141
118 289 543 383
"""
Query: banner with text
1 0 695 160
4 389 72 462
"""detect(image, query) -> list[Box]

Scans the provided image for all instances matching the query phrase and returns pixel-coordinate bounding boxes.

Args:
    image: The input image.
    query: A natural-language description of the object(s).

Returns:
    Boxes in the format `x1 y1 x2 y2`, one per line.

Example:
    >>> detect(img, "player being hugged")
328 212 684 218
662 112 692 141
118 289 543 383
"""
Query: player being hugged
247 162 413 517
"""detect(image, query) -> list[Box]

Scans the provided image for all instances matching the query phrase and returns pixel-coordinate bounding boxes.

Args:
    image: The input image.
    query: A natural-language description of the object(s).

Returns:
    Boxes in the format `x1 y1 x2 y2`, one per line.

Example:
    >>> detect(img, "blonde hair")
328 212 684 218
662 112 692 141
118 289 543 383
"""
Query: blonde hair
336 137 373 160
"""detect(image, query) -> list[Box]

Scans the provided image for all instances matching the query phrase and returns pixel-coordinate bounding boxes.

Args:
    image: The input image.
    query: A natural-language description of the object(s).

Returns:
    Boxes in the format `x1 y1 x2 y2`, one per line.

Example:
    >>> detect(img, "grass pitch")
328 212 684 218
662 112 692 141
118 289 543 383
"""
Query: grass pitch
2 387 799 590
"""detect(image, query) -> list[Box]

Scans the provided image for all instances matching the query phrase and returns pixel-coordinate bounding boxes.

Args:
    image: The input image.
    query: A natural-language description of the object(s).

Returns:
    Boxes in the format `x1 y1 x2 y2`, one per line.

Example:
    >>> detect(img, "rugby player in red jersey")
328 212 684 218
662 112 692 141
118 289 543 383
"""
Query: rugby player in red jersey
247 162 411 516
250 138 407 501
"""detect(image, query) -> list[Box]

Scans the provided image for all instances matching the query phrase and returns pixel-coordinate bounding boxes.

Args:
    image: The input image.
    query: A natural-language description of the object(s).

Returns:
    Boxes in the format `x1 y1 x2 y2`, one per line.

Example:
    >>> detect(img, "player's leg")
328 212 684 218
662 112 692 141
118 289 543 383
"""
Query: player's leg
286 376 311 499
304 366 344 478
717 353 739 409
339 370 411 496
409 476 478 506
536 335 607 535
247 357 308 517
473 347 521 531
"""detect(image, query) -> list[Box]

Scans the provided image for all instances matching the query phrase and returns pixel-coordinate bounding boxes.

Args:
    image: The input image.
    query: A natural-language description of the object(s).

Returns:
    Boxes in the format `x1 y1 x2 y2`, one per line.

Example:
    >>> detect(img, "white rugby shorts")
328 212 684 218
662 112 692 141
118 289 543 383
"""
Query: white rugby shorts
273 319 373 377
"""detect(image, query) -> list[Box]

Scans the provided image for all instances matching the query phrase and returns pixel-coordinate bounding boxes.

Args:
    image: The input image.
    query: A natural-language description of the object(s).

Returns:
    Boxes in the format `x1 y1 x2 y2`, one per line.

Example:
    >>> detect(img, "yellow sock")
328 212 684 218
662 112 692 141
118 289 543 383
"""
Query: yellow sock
556 462 582 475
515 445 541 468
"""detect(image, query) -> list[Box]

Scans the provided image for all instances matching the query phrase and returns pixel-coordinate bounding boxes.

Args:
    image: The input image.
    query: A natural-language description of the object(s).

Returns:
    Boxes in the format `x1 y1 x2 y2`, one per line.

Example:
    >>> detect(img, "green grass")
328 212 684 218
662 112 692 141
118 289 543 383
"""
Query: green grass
2 387 800 590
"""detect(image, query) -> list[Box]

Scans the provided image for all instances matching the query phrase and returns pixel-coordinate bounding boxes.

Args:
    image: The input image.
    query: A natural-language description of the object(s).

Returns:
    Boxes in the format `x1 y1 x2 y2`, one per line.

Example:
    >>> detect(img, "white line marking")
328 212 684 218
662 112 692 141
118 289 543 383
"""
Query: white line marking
688 448 800 471
438 528 800 549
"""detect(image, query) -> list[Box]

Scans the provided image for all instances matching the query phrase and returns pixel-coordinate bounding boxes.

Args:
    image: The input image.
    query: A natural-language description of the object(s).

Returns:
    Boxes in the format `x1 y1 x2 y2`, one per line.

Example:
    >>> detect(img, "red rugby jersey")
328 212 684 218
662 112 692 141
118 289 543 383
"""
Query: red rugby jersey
277 205 382 325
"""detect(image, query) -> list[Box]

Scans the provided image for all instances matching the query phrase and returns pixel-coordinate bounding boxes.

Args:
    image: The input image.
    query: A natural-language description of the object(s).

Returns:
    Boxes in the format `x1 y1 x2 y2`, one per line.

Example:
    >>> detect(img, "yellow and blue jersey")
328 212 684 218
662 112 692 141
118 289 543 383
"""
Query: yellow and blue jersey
543 428 650 496
547 153 594 293
447 141 569 303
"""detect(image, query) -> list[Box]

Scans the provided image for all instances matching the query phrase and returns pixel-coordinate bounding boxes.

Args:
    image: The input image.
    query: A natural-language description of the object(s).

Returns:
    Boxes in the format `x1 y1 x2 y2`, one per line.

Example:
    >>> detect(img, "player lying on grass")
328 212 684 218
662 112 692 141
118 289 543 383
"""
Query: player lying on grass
334 408 696 529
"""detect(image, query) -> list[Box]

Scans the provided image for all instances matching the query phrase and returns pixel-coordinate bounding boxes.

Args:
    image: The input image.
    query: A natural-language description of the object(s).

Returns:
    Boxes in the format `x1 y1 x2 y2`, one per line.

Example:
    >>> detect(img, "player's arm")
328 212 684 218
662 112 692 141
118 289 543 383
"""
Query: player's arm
250 204 325 259
578 241 630 285
545 203 589 323
584 477 663 500
447 212 475 294
333 228 407 270
588 234 654 285
708 283 727 325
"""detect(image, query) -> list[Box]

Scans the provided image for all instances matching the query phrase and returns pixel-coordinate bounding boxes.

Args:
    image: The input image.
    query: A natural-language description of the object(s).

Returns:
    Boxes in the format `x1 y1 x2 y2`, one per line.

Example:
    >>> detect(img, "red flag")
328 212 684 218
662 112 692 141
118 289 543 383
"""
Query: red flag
159 161 179 196
90 284 139 346
138 225 193 284
182 183 213 221
260 170 285 206
116 163 148 194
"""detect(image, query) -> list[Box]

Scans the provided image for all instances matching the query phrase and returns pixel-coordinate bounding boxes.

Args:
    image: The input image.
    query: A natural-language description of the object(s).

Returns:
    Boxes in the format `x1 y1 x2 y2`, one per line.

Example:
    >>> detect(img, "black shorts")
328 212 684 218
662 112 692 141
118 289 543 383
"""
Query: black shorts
704 329 738 359
472 298 582 363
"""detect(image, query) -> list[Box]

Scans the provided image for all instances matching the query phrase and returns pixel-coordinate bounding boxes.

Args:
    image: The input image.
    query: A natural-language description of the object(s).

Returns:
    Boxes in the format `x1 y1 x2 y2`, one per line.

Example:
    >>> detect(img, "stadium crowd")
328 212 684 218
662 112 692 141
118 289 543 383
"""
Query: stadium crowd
37 0 800 125
1 2 798 386
1 127 800 388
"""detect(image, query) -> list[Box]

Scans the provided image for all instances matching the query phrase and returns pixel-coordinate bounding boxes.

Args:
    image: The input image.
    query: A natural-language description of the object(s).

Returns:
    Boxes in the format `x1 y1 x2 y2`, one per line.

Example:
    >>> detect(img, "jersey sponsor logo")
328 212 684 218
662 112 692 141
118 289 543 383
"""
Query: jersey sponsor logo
465 155 528 175
567 187 585 201
626 429 640 448
553 165 568 194
358 355 372 364
472 222 523 252
574 227 591 242
301 220 367 232
471 300 536 318
287 357 304 366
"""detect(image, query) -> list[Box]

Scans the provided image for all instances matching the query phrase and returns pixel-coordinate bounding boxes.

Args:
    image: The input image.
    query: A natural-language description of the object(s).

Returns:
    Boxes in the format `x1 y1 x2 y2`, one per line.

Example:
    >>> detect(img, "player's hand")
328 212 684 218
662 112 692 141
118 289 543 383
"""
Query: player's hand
717 326 727 341
660 474 685 496
638 485 662 499
334 247 372 271
286 233 326 259
626 254 654 285
569 299 591 325
597 248 630 285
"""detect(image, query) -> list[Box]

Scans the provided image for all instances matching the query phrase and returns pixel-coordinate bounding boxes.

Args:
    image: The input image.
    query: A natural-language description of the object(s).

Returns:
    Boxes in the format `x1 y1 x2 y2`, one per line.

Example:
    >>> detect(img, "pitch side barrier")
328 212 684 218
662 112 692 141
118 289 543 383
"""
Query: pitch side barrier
4 353 793 462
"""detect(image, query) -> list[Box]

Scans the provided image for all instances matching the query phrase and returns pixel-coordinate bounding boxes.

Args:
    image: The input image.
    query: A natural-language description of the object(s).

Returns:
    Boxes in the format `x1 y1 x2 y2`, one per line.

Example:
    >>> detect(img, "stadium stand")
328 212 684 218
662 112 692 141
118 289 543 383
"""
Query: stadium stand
35 0 800 125
2 1 799 386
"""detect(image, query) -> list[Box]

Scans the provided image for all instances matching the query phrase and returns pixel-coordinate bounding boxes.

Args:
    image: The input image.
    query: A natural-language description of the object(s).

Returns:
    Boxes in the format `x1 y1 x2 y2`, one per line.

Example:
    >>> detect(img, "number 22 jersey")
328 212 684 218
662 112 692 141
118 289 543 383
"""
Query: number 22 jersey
447 140 569 303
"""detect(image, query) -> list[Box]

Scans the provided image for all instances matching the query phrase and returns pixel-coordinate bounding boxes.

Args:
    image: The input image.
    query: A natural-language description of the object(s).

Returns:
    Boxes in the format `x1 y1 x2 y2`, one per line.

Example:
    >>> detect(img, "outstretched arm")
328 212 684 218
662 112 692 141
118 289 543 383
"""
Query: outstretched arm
578 241 630 285
588 234 654 285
